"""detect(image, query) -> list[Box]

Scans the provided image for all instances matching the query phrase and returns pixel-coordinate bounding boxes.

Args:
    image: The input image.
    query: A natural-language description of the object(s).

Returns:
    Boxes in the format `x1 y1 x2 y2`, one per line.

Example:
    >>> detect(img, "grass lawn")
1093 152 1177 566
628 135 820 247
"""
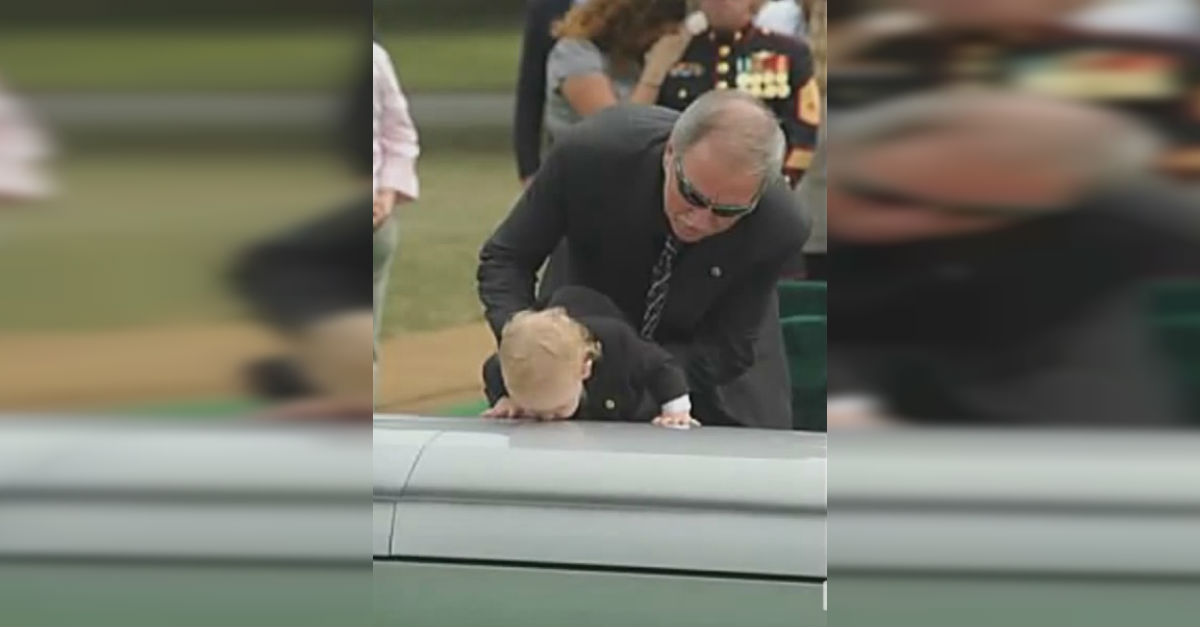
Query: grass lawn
0 150 356 331
0 27 520 93
381 148 520 335
0 146 518 334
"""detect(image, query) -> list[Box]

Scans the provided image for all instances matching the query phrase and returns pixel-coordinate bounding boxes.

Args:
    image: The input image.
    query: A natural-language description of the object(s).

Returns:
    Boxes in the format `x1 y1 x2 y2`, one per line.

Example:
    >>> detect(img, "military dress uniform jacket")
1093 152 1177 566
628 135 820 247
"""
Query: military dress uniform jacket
658 25 822 186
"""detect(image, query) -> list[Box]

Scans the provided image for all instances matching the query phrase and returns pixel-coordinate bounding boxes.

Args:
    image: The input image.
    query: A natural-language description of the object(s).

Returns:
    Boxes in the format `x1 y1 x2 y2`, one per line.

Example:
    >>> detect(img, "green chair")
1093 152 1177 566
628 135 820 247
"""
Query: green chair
778 281 827 318
1149 280 1200 319
1146 280 1200 422
1153 314 1200 422
781 314 827 431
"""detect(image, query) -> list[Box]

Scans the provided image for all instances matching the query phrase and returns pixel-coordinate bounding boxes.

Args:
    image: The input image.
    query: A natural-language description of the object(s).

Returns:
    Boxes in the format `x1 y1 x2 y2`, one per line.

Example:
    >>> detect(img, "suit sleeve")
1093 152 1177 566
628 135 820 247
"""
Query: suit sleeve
781 39 821 187
513 0 558 180
622 327 690 405
478 137 572 339
668 247 795 392
482 353 508 404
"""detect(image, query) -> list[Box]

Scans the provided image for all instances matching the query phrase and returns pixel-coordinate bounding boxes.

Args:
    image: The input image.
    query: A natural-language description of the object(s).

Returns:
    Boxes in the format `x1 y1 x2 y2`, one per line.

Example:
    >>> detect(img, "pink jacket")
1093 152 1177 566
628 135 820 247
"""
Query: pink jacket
372 43 420 200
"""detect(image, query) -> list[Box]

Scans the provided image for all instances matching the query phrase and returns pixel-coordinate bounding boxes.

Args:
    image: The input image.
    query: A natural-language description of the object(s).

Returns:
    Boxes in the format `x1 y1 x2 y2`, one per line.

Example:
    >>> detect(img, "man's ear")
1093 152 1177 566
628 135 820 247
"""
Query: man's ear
581 357 594 381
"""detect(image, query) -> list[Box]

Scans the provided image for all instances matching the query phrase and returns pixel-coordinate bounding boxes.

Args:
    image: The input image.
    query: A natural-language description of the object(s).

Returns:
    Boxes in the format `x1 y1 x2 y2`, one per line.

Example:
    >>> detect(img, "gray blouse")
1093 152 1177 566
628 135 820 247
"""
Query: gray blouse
544 38 640 143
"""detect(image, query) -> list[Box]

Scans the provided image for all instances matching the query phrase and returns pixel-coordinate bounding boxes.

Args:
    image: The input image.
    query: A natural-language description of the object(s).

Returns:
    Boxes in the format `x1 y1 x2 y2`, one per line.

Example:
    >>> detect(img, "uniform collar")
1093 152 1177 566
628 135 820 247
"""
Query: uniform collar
706 22 757 45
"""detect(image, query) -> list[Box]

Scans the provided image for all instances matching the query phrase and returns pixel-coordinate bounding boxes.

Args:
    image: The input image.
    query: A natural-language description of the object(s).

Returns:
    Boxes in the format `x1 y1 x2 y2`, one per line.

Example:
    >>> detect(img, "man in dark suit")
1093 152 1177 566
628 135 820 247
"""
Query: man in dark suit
513 0 576 186
482 285 696 427
478 91 809 429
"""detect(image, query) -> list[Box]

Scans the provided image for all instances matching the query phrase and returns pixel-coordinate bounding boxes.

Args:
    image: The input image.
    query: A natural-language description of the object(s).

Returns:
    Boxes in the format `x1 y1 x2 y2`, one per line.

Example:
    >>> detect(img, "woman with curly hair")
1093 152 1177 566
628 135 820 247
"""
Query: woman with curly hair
543 0 695 143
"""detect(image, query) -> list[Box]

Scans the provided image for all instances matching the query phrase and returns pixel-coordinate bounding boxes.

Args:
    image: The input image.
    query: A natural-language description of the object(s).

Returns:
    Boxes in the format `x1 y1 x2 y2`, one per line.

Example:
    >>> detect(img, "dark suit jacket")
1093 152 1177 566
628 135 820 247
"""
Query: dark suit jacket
513 0 573 180
829 181 1200 425
479 105 810 428
482 287 690 422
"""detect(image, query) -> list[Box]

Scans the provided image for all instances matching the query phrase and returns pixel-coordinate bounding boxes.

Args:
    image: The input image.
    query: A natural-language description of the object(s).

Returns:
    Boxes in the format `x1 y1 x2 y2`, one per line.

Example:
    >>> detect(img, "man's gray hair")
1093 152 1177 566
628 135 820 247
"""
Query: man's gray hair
669 90 787 184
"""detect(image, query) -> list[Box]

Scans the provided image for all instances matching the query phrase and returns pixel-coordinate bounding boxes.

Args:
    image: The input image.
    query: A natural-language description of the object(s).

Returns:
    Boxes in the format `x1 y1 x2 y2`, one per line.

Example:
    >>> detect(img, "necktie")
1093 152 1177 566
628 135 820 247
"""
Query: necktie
640 234 680 339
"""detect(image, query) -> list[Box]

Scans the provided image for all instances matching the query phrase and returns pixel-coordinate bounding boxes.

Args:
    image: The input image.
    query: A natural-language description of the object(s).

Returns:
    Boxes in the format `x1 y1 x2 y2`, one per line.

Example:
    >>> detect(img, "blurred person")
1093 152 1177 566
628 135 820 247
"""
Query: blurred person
791 0 827 278
228 46 382 421
826 90 1200 428
514 0 582 186
232 201 373 421
828 0 1200 180
482 285 698 428
478 91 809 429
0 76 53 205
372 40 420 395
544 0 692 144
658 0 821 187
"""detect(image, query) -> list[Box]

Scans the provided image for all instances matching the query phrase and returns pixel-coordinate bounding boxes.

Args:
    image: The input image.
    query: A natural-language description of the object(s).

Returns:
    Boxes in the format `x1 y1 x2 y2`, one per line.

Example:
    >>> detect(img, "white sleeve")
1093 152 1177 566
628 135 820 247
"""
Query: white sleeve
660 394 692 415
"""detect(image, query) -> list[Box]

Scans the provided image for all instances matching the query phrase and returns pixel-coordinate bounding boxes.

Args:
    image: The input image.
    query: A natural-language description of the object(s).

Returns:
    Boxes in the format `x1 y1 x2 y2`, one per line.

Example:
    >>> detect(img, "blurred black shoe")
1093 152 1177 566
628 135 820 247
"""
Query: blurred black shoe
246 357 318 400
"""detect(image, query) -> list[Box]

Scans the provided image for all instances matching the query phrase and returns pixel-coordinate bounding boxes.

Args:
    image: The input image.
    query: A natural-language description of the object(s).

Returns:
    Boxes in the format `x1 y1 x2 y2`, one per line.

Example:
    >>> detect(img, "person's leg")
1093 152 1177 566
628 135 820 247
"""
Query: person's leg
373 215 400 400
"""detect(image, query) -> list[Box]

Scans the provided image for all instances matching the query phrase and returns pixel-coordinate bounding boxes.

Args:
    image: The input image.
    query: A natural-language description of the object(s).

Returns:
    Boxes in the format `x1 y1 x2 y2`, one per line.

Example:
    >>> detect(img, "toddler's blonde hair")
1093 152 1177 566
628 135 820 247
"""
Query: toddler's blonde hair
499 308 601 395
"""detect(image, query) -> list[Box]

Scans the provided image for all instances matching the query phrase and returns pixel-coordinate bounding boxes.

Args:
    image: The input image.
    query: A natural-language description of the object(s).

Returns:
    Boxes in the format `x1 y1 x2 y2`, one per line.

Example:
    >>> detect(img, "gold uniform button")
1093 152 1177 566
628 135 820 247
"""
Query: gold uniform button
718 45 731 57
677 88 688 99
716 81 729 90
717 62 730 74
605 399 616 410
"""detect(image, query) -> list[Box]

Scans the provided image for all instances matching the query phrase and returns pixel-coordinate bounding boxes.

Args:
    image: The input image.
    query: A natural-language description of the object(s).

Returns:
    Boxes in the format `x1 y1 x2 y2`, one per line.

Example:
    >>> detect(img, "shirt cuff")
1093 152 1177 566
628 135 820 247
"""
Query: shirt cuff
661 395 691 415
378 160 419 201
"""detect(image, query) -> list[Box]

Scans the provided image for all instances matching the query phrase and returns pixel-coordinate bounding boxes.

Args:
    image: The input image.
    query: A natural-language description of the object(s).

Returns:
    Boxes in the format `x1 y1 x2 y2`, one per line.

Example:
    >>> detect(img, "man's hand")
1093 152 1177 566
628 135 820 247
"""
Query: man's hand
482 396 523 419
652 412 701 429
373 189 397 229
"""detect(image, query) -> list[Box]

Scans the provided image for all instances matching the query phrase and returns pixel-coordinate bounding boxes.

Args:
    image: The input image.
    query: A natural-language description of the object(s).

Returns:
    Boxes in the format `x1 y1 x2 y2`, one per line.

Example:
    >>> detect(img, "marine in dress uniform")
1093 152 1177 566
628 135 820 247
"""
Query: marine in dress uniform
828 25 1200 180
658 24 822 187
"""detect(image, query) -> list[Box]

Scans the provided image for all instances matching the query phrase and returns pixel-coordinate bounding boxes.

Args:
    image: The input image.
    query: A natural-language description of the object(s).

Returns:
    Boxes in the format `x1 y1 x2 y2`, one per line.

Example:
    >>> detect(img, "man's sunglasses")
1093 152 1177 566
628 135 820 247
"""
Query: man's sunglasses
673 157 766 218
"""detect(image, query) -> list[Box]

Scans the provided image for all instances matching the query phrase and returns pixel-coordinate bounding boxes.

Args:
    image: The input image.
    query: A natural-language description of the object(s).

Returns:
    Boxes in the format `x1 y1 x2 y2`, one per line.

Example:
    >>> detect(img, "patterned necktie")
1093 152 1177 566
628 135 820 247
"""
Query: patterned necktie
640 234 681 339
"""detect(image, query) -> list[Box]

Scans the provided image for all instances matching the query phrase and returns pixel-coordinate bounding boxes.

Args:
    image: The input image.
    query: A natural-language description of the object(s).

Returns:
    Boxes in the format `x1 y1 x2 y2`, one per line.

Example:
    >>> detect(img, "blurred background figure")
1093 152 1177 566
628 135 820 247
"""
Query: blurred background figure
827 90 1200 427
514 0 578 187
0 74 53 206
827 0 1200 428
0 2 359 417
829 0 1200 180
545 0 690 143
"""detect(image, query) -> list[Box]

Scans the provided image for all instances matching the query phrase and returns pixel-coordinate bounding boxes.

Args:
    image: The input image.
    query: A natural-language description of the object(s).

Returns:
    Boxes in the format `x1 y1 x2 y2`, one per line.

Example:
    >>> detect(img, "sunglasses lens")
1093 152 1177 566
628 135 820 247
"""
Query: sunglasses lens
713 206 749 218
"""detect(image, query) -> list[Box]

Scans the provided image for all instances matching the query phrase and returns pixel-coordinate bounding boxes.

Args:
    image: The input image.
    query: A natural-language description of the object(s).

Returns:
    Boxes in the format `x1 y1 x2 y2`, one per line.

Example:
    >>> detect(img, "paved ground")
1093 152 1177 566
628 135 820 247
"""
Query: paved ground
0 322 491 414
